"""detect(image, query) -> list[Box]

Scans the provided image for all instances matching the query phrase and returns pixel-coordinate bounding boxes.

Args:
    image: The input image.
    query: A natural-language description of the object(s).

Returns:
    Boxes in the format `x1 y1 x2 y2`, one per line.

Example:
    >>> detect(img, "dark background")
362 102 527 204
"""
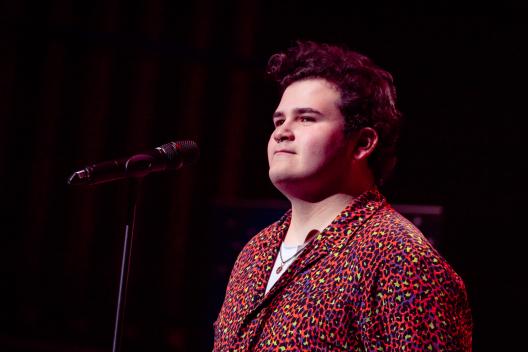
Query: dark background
1 0 526 351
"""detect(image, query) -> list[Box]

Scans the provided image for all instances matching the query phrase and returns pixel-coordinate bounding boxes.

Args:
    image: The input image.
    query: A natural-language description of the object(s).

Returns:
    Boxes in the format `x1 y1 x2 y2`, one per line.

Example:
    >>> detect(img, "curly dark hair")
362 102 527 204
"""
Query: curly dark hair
266 41 402 185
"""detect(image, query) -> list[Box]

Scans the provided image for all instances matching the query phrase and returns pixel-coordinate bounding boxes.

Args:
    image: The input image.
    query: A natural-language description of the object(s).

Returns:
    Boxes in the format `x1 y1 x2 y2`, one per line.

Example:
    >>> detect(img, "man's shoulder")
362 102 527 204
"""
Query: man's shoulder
350 205 450 268
363 204 430 247
225 213 287 283
354 204 464 283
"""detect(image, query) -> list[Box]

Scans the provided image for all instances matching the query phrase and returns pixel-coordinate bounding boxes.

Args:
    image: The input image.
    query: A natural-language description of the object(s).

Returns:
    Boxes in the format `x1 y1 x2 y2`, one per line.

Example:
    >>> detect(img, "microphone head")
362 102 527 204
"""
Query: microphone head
67 140 200 186
158 140 200 168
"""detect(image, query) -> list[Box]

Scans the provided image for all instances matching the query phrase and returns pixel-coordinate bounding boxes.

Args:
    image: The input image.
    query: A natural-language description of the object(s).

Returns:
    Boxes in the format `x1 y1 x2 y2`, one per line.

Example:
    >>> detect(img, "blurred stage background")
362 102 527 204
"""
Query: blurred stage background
1 1 526 351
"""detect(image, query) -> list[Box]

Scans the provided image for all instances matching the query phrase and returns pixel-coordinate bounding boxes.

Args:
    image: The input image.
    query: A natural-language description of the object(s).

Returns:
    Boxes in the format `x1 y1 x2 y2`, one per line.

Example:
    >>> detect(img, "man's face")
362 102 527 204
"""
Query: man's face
267 78 355 198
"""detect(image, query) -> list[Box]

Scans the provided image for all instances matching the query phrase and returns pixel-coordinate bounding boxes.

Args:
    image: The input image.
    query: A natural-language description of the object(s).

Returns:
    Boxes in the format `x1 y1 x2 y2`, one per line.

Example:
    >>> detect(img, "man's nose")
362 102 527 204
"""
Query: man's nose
273 121 295 143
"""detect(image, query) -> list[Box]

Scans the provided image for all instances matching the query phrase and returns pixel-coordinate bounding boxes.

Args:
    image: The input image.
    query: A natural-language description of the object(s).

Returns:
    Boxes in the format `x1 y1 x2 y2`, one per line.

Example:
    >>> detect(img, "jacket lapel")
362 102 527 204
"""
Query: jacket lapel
239 211 290 316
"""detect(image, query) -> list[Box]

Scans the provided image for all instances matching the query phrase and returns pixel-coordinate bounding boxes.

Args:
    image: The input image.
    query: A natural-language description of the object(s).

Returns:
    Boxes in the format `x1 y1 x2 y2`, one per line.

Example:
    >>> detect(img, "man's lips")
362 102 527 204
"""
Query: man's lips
274 150 295 155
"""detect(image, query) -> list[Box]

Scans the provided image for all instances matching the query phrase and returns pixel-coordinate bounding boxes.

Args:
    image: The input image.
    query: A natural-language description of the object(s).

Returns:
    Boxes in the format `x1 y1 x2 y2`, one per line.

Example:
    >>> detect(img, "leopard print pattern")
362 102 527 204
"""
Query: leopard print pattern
214 189 472 351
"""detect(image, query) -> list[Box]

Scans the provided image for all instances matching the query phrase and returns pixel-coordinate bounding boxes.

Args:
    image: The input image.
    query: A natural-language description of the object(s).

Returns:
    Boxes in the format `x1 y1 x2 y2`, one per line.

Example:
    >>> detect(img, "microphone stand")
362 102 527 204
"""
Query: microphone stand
66 140 199 351
112 178 144 352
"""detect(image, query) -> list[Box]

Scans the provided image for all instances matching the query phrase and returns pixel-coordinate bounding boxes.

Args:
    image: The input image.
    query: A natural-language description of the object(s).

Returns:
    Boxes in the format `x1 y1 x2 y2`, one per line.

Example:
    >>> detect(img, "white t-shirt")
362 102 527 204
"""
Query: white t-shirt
265 243 305 294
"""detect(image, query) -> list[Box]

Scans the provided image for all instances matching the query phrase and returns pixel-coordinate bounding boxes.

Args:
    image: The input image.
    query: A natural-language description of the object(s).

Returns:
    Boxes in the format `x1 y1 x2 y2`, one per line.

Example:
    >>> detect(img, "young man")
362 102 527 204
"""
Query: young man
214 41 472 351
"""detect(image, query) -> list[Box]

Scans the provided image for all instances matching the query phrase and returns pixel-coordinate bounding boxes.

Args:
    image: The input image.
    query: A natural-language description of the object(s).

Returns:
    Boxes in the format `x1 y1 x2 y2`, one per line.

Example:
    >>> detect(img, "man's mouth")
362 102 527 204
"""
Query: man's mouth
274 150 295 155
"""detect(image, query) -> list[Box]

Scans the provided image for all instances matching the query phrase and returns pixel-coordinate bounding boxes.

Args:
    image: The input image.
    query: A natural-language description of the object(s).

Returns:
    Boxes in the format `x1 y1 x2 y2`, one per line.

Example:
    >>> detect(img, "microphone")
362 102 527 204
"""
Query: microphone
67 140 199 186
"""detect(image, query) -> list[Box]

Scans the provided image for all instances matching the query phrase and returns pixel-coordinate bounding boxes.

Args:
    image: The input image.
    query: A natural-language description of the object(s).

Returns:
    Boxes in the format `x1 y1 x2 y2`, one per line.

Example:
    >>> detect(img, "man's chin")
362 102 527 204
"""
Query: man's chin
269 175 315 197
268 171 299 186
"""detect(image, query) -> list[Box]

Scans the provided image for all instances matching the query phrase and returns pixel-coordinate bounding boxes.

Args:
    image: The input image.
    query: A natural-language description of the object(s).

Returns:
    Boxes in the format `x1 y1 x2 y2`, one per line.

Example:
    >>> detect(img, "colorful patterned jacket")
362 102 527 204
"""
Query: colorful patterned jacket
214 189 472 351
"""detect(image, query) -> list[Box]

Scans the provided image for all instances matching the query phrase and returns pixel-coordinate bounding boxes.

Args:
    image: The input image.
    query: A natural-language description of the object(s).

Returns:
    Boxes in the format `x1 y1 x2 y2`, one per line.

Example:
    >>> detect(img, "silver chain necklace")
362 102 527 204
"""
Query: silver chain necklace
276 242 308 274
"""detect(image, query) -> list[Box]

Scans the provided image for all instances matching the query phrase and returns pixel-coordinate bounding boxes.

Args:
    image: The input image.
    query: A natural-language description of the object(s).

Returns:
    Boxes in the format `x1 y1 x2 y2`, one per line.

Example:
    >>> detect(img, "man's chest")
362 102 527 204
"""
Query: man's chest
231 254 367 351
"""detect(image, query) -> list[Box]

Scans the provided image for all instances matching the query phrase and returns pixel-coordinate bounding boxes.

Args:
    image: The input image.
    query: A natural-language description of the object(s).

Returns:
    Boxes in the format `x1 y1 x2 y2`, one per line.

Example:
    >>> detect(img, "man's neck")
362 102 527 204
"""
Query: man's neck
283 193 358 246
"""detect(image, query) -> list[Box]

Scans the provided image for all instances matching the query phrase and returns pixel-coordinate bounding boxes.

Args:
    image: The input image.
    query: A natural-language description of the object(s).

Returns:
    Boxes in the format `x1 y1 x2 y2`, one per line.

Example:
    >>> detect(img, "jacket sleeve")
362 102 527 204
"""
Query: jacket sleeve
359 239 473 351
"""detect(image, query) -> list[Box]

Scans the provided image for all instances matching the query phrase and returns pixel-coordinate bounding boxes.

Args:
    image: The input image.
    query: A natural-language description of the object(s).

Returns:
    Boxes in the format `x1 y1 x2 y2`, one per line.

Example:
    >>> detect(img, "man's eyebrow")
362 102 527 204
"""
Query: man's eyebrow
295 108 323 115
272 108 323 118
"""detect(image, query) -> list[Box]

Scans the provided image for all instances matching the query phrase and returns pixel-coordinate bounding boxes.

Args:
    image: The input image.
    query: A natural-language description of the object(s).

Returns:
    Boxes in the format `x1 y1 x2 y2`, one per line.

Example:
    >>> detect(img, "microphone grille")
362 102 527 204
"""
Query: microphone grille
159 140 200 166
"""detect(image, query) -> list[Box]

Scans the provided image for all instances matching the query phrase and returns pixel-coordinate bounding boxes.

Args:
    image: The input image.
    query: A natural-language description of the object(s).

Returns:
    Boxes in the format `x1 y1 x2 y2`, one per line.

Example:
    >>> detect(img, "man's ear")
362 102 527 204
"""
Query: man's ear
353 127 378 161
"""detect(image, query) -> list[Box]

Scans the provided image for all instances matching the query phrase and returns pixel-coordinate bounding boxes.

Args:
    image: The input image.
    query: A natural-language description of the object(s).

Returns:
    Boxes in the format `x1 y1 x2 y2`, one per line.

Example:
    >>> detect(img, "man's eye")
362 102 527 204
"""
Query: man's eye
274 119 284 127
300 116 315 123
